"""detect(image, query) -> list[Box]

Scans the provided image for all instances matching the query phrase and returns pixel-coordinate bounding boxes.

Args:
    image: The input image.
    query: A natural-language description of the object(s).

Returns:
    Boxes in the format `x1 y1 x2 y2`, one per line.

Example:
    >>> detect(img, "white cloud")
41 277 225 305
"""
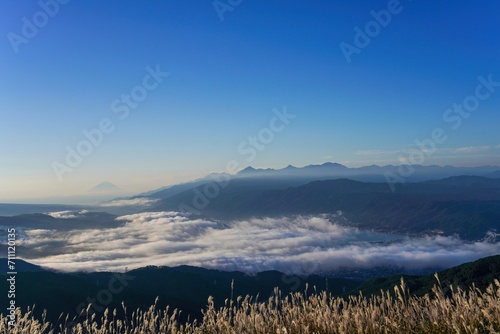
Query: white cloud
99 198 160 207
19 213 500 274
46 210 89 219
454 146 491 154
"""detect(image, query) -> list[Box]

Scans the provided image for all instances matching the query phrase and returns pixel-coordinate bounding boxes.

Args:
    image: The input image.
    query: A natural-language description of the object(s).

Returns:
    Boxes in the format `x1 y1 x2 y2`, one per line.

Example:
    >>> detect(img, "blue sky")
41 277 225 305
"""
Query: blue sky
1 0 500 202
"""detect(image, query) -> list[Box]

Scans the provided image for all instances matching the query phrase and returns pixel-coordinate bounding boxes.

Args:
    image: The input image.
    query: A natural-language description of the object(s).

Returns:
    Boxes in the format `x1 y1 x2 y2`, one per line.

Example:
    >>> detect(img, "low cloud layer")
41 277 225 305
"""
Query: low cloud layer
47 210 89 219
16 212 500 273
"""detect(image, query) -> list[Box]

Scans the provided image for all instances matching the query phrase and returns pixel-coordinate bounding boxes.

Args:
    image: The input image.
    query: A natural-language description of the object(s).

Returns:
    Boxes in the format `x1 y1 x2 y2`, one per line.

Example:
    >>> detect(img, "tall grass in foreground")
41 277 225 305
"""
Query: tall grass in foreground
2 275 500 334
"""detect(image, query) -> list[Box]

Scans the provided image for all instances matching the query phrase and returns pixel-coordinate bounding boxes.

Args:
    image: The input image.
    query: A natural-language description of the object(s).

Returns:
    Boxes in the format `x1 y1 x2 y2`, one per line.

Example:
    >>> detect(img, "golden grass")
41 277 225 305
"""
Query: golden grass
2 275 500 334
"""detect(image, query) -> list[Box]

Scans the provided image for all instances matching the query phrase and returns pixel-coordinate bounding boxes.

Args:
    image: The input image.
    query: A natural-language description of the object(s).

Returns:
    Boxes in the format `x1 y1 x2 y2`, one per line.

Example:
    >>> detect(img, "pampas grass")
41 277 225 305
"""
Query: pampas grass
2 276 500 333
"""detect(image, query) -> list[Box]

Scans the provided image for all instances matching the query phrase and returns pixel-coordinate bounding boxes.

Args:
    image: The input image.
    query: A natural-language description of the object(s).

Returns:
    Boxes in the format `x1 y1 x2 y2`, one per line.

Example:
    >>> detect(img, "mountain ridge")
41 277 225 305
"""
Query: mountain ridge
138 163 500 200
149 175 500 240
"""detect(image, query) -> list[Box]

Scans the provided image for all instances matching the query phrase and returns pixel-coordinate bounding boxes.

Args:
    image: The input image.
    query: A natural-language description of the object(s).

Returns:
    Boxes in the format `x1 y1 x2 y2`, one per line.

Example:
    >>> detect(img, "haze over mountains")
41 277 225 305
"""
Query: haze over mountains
1 163 499 275
135 162 500 200
2 162 499 210
2 163 500 237
229 162 500 182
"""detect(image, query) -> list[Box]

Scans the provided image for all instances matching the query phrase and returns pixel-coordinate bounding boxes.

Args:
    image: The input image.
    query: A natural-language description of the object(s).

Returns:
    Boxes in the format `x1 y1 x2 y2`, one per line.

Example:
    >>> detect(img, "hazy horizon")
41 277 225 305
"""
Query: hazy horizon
2 161 500 204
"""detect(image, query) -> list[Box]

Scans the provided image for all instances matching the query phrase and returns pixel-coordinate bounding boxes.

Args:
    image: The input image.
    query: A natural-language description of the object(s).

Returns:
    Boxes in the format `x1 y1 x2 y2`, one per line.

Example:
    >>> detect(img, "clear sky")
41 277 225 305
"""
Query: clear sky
1 0 500 202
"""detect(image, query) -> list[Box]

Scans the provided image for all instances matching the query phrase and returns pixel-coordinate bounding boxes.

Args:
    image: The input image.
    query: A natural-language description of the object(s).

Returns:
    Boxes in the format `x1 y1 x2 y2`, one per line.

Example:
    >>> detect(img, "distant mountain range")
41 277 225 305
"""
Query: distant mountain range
231 162 500 182
3 164 499 239
133 163 500 200
129 167 500 239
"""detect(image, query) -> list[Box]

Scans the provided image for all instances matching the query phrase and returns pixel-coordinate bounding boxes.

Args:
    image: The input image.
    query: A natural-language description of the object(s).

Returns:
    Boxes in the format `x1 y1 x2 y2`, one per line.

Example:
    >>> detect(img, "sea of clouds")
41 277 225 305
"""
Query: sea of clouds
17 211 500 273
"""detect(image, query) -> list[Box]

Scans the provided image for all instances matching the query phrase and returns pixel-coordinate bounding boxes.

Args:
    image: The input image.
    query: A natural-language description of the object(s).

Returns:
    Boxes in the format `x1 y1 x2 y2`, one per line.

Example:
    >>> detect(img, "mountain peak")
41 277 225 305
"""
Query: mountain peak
304 162 348 169
88 182 121 193
238 166 258 174
322 162 347 168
